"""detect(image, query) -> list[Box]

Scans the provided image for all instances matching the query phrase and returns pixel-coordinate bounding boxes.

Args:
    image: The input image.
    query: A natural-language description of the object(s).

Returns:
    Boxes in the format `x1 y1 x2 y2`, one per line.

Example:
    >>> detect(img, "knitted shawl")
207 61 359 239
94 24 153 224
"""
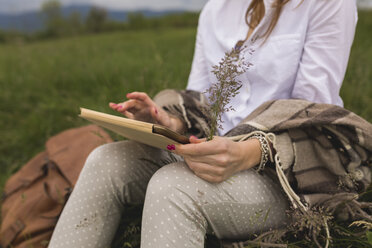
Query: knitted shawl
154 89 372 247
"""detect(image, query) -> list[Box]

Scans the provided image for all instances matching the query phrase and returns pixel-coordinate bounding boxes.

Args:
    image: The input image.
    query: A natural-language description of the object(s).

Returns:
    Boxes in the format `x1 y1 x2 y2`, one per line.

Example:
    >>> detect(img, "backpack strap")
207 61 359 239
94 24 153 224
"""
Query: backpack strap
42 161 70 200
2 151 48 201
46 125 113 186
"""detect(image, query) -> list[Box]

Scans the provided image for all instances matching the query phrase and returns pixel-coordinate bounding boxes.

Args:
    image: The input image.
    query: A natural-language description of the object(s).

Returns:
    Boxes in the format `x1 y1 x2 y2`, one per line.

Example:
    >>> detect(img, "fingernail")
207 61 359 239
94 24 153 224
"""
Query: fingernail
117 106 122 110
167 145 175 151
126 93 131 98
155 108 158 115
190 135 197 139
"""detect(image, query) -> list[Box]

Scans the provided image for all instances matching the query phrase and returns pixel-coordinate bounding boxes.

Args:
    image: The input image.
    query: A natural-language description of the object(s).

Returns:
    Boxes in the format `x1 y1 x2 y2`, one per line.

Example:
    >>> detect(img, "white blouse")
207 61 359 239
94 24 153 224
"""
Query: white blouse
186 0 357 135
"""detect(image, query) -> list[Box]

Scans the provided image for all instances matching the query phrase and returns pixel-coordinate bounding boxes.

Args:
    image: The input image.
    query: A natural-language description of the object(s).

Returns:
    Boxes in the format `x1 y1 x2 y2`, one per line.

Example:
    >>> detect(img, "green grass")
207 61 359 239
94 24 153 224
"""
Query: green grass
0 10 371 248
0 28 196 189
341 10 372 121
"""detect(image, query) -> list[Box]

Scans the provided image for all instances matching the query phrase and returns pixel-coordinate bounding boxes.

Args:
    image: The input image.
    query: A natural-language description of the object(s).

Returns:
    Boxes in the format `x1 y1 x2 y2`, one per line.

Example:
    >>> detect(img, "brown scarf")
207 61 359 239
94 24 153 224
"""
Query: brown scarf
154 89 372 246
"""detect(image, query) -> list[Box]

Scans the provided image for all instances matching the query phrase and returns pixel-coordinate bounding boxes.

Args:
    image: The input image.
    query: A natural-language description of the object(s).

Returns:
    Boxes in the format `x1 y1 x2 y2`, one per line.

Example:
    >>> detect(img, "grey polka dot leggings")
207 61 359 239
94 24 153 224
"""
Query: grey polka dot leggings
49 141 288 248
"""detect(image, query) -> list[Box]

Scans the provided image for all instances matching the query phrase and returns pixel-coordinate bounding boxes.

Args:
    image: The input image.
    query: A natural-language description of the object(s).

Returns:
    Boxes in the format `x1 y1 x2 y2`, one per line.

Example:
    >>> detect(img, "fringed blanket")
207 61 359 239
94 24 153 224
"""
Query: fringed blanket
154 89 372 247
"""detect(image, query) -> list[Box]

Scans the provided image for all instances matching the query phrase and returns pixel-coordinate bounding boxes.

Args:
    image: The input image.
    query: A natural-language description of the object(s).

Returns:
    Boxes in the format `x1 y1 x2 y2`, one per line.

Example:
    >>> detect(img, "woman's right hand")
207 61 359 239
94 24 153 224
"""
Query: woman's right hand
109 92 185 133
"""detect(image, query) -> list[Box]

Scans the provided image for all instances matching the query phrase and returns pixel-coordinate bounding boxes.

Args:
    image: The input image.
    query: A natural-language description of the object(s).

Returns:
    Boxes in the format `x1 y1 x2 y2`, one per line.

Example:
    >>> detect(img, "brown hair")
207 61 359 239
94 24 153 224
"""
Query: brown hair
245 0 290 40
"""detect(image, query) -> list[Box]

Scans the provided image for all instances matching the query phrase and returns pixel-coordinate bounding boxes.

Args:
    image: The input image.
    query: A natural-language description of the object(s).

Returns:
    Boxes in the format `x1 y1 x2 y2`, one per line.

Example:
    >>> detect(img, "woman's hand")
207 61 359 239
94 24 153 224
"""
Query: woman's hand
174 136 262 183
109 92 185 133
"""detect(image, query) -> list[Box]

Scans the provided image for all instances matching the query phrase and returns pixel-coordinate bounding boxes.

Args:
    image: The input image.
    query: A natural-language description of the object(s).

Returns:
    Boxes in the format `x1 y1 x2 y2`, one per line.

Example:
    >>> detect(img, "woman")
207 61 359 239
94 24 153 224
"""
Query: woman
49 0 360 247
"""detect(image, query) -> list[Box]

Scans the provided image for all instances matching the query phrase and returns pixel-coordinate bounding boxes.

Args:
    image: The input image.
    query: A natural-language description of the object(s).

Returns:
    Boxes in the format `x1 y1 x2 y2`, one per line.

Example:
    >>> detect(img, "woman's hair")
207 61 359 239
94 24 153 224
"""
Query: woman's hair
245 0 290 40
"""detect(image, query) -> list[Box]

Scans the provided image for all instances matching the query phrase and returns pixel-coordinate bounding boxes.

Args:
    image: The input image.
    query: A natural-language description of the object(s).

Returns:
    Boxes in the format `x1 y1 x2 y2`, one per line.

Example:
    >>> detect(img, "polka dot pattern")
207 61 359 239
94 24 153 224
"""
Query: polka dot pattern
49 141 181 248
49 141 288 248
141 162 288 247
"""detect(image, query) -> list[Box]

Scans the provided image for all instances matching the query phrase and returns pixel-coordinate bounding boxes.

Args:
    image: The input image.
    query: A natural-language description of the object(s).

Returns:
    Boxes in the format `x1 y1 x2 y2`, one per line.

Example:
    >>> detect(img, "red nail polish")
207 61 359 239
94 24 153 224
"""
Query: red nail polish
155 108 158 115
167 145 176 151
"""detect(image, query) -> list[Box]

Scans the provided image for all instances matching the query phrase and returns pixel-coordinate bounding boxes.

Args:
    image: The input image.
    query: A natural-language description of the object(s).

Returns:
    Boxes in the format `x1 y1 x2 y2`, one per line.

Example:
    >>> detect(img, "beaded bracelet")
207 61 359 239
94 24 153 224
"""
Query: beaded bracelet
249 133 271 172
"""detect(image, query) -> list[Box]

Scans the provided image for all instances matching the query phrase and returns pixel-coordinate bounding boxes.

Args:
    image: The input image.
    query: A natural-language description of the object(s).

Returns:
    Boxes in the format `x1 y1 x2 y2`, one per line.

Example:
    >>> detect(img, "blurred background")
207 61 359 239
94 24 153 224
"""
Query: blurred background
0 0 371 247
0 0 208 38
0 0 370 35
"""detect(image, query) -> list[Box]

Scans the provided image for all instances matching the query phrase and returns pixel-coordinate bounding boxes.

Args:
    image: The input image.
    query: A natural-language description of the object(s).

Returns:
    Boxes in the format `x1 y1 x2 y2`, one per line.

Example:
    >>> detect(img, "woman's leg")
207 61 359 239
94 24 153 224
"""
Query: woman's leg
141 162 288 248
49 141 180 248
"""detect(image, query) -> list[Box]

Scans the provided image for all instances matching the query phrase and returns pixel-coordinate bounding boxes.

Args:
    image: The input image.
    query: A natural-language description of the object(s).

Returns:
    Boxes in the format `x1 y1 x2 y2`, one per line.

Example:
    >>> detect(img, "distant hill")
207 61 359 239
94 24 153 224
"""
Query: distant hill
358 0 372 9
0 5 185 33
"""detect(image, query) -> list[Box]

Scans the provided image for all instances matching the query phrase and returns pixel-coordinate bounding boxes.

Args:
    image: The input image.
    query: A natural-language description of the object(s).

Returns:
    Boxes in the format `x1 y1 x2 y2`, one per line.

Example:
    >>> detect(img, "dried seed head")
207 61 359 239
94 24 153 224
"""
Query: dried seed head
204 46 251 140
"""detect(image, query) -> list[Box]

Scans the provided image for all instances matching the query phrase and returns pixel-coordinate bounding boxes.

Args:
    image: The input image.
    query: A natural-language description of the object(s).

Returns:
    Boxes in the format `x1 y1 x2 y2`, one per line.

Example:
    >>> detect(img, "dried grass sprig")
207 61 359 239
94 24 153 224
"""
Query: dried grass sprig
204 46 252 140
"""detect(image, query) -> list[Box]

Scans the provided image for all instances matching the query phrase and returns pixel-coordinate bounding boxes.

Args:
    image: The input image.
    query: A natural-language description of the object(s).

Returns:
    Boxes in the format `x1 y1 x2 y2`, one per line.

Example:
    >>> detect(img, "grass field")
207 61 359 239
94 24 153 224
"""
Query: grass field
0 28 196 187
0 10 371 248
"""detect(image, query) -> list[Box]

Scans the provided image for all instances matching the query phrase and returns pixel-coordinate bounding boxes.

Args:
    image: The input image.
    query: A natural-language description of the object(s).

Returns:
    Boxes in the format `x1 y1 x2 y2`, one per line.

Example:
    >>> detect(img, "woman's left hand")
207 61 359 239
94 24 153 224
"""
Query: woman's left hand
174 136 261 183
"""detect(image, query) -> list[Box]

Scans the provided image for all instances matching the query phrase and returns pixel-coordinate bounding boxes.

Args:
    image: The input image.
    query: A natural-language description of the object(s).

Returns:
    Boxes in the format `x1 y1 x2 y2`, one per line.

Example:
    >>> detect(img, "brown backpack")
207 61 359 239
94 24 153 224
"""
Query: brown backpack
0 125 113 248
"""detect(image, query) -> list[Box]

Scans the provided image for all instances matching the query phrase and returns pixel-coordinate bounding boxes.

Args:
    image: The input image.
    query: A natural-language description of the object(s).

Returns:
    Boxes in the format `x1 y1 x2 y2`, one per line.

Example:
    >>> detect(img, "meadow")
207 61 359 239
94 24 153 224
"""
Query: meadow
0 10 371 248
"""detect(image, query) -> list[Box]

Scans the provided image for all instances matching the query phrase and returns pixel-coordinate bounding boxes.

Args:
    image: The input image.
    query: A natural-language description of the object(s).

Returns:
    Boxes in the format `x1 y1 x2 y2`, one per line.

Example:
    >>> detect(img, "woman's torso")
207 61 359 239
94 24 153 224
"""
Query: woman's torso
187 0 357 134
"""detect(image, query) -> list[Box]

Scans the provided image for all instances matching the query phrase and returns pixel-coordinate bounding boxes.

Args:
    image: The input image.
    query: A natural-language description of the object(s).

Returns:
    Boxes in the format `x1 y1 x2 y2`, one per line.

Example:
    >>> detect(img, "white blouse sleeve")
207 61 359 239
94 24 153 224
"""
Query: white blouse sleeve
186 5 210 93
291 0 357 106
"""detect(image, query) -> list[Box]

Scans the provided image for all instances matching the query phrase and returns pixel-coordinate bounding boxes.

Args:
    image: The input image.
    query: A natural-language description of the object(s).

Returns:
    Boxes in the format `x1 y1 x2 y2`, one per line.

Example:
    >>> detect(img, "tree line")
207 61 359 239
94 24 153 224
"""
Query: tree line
0 0 199 43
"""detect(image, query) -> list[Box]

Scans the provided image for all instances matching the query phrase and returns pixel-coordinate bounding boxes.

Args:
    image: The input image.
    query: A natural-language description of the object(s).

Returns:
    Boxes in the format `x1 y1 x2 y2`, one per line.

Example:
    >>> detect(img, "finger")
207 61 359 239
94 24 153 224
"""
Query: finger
123 111 135 119
186 159 225 177
126 92 155 107
109 102 117 109
189 136 205 144
185 153 229 167
109 101 126 111
113 105 124 112
150 106 161 124
119 100 144 112
174 143 211 157
175 140 224 157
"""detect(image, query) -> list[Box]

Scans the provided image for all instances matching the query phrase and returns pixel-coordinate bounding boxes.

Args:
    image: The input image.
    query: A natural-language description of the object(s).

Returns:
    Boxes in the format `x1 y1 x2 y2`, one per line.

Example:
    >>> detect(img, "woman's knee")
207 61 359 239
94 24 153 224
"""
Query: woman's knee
143 162 209 240
145 162 207 206
82 140 145 178
78 141 174 205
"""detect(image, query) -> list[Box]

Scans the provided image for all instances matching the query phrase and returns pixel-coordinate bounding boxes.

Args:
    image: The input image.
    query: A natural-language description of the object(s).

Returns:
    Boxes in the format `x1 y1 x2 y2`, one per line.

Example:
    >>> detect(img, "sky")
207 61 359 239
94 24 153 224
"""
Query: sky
0 0 371 14
358 0 372 8
0 0 209 14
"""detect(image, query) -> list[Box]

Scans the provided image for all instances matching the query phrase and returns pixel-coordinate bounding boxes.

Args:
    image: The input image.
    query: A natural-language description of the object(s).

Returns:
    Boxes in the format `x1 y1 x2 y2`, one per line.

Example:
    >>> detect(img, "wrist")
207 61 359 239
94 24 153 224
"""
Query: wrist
237 139 262 171
248 133 275 172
